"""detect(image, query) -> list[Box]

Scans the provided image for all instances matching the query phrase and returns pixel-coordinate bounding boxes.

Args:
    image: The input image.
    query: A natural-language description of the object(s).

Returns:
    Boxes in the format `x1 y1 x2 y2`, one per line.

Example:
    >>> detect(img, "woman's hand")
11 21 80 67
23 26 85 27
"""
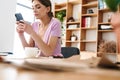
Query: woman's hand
16 21 25 35
16 21 34 35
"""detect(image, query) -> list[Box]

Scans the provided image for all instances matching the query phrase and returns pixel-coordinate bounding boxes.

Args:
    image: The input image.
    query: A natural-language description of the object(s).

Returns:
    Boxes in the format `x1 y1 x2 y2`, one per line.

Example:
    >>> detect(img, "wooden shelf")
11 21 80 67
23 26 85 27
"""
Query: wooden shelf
55 3 67 12
81 27 97 30
66 28 80 30
82 13 97 17
66 40 80 43
98 22 111 25
55 8 66 12
82 2 98 8
98 29 113 32
54 0 116 53
68 0 81 4
80 40 97 43
55 3 67 8
67 21 80 24
99 8 111 12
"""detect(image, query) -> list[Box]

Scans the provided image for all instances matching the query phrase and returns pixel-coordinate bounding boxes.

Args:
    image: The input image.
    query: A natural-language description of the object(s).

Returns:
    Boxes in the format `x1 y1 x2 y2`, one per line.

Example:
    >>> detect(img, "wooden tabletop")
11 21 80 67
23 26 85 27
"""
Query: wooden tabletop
0 55 120 80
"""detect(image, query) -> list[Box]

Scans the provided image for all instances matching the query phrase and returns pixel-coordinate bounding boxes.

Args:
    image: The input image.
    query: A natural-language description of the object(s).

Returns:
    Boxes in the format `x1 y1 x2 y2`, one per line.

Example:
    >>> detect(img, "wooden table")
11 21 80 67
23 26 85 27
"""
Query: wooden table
0 55 120 80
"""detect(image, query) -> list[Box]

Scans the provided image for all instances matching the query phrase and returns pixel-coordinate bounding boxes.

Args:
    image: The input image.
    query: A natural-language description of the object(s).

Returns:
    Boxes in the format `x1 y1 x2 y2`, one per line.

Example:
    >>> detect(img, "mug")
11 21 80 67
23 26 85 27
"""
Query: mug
71 36 77 41
24 47 40 58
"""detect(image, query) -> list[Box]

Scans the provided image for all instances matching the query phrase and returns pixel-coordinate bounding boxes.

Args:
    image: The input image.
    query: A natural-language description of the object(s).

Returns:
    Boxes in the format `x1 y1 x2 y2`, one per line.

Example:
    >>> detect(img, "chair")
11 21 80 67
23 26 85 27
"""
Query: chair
61 47 80 58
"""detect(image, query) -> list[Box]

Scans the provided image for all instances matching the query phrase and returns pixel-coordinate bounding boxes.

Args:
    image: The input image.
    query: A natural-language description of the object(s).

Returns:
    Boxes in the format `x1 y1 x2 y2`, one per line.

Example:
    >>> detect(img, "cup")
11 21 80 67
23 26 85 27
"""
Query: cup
71 36 76 41
24 47 40 58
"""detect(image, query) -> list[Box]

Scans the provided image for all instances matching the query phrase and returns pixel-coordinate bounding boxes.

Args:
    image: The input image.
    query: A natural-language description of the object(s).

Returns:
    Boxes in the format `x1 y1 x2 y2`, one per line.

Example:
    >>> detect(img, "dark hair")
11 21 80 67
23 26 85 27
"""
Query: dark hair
32 0 53 18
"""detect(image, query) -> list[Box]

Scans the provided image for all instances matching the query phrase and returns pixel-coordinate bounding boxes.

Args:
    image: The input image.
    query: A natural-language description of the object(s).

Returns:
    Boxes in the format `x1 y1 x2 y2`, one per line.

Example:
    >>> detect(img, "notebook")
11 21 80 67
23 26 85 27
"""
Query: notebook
23 58 89 71
4 57 88 71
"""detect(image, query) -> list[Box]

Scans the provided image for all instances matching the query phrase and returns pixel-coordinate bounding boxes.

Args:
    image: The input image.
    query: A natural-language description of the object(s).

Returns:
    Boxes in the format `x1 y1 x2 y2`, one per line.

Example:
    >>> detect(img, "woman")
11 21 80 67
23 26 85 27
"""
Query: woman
16 0 63 57
111 12 120 53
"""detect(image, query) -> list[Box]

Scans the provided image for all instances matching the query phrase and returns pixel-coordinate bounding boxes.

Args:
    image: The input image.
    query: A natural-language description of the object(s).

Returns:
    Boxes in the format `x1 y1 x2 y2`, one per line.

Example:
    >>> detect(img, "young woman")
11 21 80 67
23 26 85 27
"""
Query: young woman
16 0 63 57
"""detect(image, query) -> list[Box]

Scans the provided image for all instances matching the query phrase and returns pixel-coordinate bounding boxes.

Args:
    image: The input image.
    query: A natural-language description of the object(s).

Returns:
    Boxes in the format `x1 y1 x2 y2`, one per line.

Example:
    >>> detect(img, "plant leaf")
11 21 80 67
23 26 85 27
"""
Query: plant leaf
104 0 120 12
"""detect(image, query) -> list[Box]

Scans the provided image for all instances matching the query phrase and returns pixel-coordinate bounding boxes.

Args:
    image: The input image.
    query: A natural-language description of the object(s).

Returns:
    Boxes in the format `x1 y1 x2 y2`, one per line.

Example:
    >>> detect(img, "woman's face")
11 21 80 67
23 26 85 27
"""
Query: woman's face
32 0 50 19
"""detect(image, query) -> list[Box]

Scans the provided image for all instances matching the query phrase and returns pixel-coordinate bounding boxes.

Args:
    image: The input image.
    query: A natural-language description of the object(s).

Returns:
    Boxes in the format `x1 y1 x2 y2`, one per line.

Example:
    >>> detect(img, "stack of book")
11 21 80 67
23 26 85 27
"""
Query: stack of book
100 25 112 30
82 17 92 28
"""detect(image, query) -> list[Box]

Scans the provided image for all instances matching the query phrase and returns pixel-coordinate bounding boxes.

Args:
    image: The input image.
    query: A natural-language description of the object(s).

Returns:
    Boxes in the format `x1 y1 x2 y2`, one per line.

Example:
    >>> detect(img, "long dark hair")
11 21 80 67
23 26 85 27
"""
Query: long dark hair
32 0 53 18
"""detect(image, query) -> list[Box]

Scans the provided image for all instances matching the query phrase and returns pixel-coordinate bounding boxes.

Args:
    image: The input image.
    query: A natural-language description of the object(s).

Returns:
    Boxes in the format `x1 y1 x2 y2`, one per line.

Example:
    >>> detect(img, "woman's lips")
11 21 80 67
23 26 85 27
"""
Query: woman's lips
34 14 38 16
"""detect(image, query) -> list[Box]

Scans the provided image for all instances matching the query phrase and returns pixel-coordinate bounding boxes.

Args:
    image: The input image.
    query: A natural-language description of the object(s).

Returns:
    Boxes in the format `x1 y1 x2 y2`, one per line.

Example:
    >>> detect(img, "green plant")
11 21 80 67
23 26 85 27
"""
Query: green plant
104 0 120 12
55 10 66 22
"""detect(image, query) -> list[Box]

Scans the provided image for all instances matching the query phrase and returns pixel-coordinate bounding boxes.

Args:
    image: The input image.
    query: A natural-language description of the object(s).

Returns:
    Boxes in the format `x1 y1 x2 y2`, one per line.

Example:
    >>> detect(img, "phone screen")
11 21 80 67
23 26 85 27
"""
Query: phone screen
15 13 24 21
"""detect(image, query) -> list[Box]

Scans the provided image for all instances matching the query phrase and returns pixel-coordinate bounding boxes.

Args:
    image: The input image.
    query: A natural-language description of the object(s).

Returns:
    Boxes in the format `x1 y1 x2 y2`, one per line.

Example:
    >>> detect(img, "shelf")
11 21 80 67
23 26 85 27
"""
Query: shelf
82 2 98 8
98 29 113 32
98 22 111 25
82 13 97 17
81 27 97 30
67 21 80 24
66 40 80 43
99 8 111 12
55 3 67 8
54 0 116 53
55 3 67 12
66 28 80 30
68 0 81 4
80 40 97 43
55 8 66 12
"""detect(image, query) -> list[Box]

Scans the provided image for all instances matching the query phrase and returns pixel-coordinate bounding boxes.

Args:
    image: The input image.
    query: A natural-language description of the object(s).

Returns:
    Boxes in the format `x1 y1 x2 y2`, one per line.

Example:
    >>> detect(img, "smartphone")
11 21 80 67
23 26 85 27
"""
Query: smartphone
15 13 24 21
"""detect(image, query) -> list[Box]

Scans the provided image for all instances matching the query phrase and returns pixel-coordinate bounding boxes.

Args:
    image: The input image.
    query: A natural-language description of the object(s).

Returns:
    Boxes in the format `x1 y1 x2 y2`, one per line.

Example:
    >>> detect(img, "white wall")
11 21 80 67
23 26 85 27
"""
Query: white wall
0 0 17 52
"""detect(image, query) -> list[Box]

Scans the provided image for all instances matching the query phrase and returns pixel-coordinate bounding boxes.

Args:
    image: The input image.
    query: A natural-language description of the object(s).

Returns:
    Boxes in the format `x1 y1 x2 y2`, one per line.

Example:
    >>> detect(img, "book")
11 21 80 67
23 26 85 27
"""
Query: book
85 17 92 28
82 17 86 27
82 17 92 28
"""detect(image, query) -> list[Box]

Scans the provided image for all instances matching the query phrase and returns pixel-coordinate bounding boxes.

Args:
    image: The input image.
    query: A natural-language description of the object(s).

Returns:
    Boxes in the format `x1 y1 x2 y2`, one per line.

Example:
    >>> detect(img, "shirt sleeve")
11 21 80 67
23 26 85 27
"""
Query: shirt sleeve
51 19 61 37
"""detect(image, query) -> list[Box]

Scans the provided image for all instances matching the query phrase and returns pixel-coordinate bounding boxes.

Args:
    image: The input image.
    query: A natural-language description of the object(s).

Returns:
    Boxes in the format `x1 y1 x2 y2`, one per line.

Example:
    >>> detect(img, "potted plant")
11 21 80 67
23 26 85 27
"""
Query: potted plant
55 10 66 45
55 10 66 22
104 0 120 12
71 34 77 41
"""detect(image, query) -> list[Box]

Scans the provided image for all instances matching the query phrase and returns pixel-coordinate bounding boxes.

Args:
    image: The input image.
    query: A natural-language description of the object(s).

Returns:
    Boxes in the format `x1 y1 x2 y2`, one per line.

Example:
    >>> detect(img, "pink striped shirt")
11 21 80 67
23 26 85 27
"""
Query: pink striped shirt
32 18 63 57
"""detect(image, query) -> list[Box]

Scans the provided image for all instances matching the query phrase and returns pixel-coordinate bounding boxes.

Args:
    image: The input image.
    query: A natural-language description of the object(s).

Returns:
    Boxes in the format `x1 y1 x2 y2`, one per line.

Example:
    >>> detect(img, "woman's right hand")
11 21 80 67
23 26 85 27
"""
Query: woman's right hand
16 21 25 35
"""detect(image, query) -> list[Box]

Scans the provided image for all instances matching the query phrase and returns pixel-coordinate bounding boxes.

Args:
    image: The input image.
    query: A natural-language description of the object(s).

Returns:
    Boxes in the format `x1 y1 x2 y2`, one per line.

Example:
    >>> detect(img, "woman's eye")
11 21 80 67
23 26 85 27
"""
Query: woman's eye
37 6 40 9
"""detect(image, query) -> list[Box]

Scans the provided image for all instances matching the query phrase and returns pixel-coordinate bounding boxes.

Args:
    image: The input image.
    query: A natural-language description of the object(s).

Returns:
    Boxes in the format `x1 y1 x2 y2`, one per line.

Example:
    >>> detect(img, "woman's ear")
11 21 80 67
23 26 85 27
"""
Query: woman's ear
46 6 50 13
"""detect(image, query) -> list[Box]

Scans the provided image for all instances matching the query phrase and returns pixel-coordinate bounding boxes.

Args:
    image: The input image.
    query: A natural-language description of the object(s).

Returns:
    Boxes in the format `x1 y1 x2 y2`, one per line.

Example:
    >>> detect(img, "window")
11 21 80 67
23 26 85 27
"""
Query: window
13 0 34 57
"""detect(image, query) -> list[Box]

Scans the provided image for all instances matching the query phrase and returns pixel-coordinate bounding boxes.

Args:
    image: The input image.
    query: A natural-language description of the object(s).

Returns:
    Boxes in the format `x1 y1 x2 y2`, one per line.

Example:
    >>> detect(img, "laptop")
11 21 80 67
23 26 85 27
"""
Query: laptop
0 1 15 56
0 29 14 56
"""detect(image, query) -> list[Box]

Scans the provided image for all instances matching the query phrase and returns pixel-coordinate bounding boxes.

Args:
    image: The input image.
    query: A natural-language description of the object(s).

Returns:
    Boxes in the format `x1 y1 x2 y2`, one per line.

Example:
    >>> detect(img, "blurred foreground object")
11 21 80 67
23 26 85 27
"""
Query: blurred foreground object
104 0 120 12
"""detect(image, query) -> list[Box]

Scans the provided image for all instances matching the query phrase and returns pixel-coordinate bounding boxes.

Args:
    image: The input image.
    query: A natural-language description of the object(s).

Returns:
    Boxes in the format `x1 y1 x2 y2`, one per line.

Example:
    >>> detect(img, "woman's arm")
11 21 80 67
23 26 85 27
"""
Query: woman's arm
30 31 58 56
17 19 61 56
16 22 34 48
18 33 29 48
